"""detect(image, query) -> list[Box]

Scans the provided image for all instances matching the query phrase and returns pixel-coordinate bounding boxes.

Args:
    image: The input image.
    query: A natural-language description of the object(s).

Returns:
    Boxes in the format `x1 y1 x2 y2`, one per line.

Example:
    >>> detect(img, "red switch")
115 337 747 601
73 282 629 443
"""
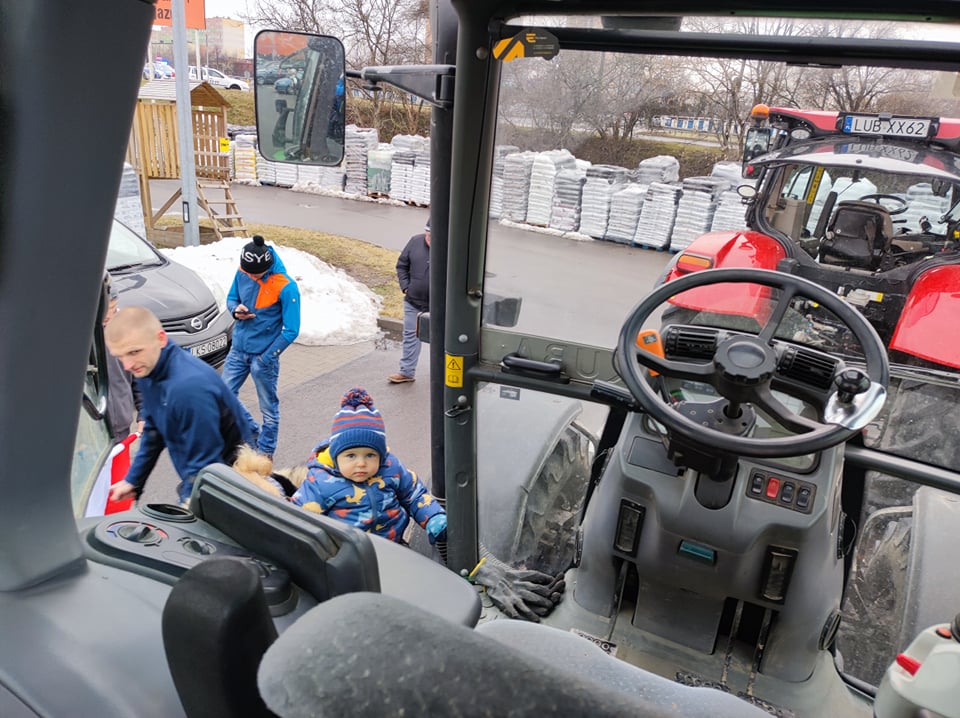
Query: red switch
765 478 780 499
895 653 921 676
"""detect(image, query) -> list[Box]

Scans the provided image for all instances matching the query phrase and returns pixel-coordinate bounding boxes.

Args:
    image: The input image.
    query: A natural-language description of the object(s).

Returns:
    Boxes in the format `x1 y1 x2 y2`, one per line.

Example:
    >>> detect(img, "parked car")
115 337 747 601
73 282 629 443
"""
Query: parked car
142 62 174 80
256 61 284 85
188 65 250 91
106 219 233 367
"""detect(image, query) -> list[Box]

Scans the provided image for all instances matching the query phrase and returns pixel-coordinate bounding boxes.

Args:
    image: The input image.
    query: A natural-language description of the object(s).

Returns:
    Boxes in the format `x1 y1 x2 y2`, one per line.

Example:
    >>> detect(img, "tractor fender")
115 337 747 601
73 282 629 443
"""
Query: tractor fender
476 383 594 575
663 230 788 325
890 264 960 369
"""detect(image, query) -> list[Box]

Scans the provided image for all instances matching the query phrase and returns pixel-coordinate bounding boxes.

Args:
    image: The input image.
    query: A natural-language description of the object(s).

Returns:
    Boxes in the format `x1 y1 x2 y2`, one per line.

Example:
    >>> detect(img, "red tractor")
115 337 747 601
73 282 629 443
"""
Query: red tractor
662 105 960 370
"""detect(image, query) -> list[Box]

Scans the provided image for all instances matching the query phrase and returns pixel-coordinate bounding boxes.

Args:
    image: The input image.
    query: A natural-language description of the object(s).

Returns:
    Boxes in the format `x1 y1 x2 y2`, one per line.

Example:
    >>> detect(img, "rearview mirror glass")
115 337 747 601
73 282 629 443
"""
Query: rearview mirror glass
254 31 345 166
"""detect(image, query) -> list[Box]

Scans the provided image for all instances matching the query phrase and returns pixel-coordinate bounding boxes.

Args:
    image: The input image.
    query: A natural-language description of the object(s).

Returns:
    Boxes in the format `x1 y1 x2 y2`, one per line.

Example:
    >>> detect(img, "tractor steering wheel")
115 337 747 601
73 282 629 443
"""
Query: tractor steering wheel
616 268 889 458
856 193 909 216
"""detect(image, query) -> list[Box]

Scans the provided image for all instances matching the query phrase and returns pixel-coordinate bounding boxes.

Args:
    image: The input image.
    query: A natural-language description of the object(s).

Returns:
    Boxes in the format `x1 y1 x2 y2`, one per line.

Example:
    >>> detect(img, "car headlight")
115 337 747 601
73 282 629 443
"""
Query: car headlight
210 282 228 314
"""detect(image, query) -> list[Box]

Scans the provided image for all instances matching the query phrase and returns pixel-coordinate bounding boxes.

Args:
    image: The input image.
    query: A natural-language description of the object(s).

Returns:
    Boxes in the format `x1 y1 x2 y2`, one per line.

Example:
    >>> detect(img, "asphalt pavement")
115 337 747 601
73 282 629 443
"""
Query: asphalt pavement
138 179 673 505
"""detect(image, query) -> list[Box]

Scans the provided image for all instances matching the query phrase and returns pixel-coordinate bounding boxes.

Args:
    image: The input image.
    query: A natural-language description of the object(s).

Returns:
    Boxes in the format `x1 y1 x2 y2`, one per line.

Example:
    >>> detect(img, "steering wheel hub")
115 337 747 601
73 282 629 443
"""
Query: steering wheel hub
715 336 777 385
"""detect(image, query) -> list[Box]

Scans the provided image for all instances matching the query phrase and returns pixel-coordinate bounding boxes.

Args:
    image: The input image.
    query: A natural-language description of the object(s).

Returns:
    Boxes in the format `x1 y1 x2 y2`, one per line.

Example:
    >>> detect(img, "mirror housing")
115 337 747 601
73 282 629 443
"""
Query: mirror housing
254 31 346 166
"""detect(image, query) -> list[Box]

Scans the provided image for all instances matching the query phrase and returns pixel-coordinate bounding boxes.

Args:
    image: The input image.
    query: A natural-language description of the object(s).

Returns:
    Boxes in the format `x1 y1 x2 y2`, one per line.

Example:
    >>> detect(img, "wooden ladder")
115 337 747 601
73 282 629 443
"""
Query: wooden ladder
196 179 248 240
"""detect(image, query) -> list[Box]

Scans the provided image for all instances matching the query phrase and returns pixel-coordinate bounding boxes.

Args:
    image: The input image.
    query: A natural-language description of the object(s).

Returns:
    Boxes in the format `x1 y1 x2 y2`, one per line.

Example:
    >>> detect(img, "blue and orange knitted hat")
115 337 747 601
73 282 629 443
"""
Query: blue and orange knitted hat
328 388 387 460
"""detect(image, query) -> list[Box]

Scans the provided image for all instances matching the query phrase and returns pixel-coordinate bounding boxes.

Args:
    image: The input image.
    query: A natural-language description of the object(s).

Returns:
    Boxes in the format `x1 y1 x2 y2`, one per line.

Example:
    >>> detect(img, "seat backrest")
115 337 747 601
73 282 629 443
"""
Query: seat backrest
257 592 772 718
162 557 279 718
819 200 893 269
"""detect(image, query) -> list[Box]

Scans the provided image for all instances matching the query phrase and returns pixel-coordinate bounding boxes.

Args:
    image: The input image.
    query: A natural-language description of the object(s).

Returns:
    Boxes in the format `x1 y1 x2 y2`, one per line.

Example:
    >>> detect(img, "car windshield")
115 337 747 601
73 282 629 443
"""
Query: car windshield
106 221 164 270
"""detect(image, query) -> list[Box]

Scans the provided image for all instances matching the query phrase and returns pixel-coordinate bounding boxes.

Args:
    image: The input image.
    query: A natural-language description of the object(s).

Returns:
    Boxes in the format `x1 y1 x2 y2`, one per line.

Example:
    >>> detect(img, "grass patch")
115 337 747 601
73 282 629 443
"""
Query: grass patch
150 218 404 319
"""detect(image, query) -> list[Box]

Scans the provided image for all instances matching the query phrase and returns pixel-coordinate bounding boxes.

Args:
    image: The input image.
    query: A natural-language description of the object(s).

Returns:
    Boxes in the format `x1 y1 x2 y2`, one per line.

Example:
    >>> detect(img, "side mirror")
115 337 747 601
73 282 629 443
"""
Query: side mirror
742 126 774 177
254 30 346 166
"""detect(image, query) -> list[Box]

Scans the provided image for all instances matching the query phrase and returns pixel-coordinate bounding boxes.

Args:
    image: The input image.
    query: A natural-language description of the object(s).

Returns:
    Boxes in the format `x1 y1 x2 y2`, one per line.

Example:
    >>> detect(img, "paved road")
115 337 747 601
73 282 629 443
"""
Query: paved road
138 180 674 505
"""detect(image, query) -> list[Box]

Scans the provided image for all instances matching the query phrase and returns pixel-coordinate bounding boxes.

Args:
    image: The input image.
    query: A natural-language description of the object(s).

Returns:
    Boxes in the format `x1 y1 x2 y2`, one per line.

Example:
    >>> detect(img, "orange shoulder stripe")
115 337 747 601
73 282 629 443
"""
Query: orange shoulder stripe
254 273 290 309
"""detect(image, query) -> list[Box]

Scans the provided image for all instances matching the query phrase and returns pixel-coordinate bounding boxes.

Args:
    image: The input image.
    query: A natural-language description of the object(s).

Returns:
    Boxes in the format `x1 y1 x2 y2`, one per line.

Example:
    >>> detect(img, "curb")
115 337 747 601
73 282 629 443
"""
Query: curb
377 316 403 339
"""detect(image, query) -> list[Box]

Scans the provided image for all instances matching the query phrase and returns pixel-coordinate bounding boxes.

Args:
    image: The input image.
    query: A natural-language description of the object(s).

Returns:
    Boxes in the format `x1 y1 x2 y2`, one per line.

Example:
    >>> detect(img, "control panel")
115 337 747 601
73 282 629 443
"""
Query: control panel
88 503 295 614
746 469 816 514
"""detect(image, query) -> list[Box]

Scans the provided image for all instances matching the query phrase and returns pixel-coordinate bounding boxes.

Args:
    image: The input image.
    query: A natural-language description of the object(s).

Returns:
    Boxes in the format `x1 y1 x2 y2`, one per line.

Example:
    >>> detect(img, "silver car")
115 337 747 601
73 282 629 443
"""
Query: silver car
106 220 234 367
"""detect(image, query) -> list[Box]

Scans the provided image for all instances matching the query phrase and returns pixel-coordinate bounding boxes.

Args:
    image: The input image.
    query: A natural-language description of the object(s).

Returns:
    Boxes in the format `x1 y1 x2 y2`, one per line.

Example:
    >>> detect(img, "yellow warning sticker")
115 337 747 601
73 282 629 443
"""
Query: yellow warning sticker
219 137 231 153
445 354 464 388
492 28 559 62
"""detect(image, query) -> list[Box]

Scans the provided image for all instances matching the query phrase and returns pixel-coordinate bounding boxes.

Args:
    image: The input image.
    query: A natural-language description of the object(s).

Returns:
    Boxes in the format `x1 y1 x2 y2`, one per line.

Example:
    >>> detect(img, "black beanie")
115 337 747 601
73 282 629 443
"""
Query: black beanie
240 235 274 274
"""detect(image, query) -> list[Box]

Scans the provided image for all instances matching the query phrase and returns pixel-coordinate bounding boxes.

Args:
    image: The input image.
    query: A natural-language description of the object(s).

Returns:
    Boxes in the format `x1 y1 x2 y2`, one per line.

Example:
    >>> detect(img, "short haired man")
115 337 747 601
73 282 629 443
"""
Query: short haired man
221 234 301 459
388 219 430 384
105 307 254 505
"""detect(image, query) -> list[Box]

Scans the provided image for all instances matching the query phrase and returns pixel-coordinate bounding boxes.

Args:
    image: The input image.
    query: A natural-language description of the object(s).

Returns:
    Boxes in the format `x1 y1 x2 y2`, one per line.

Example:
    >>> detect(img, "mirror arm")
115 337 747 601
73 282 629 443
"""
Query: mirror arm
359 64 455 109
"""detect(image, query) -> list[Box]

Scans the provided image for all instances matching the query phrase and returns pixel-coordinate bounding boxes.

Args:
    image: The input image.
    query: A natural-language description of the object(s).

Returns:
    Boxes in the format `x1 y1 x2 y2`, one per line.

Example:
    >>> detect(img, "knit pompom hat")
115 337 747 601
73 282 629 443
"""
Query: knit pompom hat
328 388 387 461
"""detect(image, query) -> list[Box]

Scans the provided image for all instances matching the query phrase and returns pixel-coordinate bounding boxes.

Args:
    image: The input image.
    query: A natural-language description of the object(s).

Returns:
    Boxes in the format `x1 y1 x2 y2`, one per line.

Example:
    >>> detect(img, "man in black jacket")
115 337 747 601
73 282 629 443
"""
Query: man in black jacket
388 219 430 383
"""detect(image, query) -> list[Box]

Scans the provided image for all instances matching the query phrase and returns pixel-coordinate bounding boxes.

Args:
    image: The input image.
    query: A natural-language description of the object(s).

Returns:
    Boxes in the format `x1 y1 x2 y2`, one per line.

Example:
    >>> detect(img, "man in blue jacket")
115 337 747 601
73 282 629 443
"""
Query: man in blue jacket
222 235 301 459
105 307 254 505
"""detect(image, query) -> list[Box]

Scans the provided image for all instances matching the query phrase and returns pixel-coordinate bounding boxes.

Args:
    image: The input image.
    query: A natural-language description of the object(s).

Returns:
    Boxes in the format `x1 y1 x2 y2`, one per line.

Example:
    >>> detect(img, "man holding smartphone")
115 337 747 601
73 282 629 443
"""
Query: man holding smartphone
221 235 301 459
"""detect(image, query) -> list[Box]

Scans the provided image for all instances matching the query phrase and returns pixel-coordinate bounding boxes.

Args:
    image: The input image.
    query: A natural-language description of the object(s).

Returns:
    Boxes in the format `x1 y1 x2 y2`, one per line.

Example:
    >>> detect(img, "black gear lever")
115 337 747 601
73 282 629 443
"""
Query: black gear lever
834 368 871 404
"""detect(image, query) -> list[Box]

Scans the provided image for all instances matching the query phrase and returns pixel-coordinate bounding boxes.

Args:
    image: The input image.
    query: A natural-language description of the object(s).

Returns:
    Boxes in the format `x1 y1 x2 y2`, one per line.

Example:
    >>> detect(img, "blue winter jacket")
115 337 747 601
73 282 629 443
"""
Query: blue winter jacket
227 251 301 360
124 342 254 502
291 442 444 543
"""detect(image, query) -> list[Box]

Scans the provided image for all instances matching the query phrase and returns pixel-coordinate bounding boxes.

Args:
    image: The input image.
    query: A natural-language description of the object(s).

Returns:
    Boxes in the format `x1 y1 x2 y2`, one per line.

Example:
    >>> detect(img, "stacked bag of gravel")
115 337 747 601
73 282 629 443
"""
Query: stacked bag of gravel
525 149 577 226
605 184 649 244
232 135 259 184
490 145 519 220
708 160 751 231
502 151 537 223
634 182 682 249
669 176 731 251
389 151 416 202
366 145 395 195
579 165 630 239
344 125 379 195
411 150 431 205
636 155 680 184
549 166 587 232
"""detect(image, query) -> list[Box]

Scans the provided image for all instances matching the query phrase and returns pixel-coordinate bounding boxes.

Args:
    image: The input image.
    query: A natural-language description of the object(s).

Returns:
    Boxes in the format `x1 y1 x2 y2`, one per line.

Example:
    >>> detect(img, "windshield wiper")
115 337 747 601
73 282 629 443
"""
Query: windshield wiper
109 260 161 272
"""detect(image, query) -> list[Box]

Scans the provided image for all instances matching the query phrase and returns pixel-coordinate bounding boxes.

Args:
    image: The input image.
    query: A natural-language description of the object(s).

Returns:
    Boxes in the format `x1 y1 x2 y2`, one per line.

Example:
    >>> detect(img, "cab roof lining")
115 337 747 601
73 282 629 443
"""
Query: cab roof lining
493 25 960 71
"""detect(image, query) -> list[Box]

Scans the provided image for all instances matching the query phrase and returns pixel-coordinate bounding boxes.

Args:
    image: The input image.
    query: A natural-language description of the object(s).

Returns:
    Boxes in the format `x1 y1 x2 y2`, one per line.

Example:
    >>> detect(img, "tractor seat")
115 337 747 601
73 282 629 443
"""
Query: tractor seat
818 200 894 270
257 592 772 718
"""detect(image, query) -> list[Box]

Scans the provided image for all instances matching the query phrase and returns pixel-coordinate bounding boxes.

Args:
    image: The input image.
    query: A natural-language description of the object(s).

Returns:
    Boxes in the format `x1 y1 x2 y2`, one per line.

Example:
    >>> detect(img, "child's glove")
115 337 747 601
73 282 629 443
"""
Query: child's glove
425 513 447 545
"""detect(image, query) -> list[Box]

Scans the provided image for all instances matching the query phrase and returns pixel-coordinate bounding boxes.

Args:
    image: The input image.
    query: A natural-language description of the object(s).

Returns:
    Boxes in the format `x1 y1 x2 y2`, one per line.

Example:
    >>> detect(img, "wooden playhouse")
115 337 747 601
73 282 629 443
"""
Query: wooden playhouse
126 80 247 240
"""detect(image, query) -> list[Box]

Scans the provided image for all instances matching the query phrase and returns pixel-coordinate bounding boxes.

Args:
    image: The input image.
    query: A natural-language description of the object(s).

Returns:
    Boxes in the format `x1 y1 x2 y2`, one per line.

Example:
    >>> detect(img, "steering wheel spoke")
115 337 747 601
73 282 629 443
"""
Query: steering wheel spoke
750 385 821 434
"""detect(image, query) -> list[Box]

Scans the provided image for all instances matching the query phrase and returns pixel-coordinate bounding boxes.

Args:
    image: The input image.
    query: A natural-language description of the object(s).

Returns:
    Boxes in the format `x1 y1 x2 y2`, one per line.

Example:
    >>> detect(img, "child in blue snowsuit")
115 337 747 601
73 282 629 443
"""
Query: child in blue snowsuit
291 388 447 545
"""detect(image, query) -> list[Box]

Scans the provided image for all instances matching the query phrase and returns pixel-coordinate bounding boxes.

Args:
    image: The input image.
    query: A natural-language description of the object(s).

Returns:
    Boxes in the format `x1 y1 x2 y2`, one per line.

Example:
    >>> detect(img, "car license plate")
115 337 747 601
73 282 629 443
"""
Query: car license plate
190 334 228 357
841 114 933 139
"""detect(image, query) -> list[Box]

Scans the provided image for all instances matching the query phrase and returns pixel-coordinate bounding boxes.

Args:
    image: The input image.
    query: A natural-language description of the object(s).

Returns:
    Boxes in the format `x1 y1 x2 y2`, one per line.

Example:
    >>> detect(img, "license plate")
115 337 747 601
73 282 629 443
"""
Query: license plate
189 334 228 357
841 114 933 139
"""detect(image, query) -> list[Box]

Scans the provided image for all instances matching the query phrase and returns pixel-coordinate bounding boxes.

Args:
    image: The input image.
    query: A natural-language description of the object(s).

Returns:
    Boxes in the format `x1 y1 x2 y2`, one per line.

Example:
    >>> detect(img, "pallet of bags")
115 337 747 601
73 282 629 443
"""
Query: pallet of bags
549 166 587 232
579 165 629 239
390 150 416 202
635 155 680 184
344 125 379 196
525 149 577 226
710 190 750 231
411 151 431 206
605 183 648 244
490 145 519 220
366 145 395 196
634 182 682 250
232 134 259 184
669 176 730 251
501 151 537 223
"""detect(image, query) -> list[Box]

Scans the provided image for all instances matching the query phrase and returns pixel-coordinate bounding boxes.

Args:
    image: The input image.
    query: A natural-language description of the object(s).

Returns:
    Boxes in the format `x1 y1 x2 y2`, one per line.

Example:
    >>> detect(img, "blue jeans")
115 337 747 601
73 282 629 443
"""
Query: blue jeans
221 348 280 456
399 300 423 377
